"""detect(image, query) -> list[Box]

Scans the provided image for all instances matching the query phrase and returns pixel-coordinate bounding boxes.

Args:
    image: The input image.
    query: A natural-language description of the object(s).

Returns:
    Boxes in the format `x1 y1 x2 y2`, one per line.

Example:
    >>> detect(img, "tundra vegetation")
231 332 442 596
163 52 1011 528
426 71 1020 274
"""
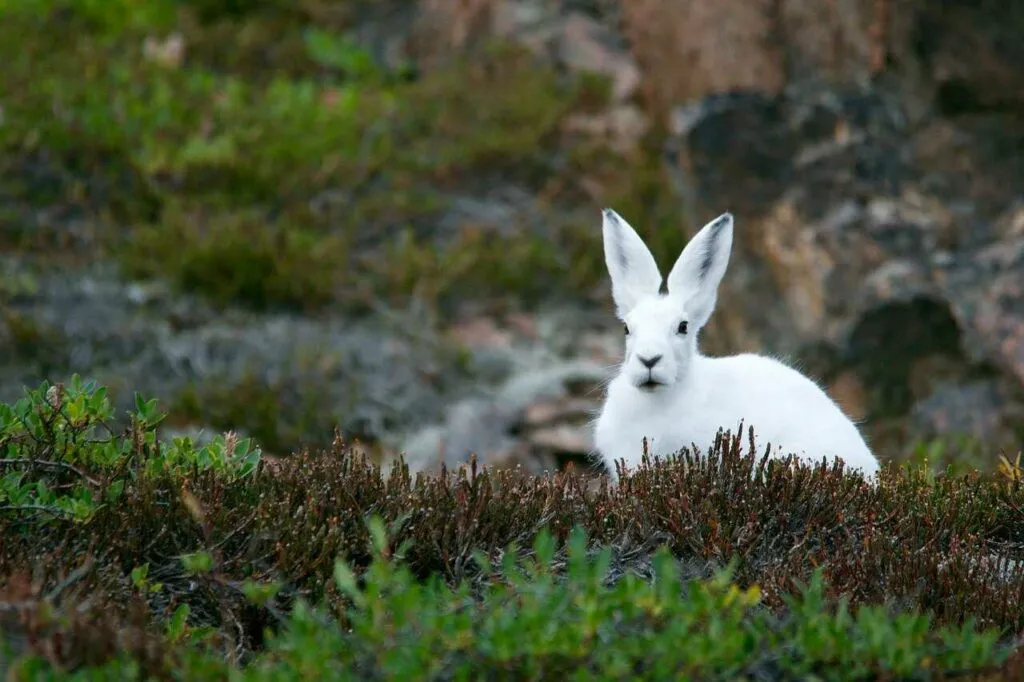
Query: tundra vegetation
2 0 1023 680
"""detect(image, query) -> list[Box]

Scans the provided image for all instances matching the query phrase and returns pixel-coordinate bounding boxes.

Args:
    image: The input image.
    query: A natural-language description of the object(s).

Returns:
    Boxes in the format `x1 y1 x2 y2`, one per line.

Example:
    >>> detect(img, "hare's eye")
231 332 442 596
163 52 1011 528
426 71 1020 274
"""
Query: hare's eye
623 324 630 335
677 320 688 335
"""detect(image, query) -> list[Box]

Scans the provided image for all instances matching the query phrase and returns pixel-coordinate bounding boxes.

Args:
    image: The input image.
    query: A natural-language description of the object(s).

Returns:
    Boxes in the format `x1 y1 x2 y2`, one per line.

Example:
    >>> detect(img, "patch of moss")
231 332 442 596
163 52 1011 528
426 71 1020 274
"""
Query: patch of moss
0 0 685 314
121 200 345 311
370 225 585 313
0 145 163 257
106 36 607 311
905 433 997 478
169 373 330 456
0 307 68 375
566 126 693 255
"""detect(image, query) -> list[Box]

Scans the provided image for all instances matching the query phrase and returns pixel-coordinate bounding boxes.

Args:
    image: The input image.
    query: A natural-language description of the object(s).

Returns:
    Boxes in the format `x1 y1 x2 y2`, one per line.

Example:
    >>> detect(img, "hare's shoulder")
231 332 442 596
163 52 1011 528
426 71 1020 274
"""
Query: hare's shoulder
703 352 826 395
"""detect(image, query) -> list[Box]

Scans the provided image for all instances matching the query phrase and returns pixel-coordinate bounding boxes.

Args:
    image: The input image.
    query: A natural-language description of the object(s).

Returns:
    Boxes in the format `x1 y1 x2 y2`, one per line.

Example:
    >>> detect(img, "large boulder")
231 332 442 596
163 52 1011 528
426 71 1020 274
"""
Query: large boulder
664 83 1024 458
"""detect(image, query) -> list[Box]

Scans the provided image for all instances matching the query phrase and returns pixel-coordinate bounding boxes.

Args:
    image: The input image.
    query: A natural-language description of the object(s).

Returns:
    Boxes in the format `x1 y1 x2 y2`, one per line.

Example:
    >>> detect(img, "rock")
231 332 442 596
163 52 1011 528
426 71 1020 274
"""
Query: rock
0 259 478 456
827 370 868 423
993 201 1024 241
913 0 1024 115
410 1 651 160
395 359 607 475
435 186 544 243
522 397 595 427
906 354 970 405
602 0 1024 121
937 238 1024 388
666 86 917 357
908 379 1024 455
445 316 515 350
391 292 615 475
528 424 592 455
413 0 646 121
663 82 1024 460
563 104 649 154
557 13 640 103
619 0 786 116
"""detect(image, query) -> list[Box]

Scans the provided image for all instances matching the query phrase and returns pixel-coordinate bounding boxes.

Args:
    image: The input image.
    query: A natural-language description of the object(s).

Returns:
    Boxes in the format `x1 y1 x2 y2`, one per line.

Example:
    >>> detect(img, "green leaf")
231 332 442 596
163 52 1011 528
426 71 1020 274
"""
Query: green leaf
180 551 214 575
131 563 149 588
166 603 191 641
241 579 281 607
333 558 365 608
367 515 388 558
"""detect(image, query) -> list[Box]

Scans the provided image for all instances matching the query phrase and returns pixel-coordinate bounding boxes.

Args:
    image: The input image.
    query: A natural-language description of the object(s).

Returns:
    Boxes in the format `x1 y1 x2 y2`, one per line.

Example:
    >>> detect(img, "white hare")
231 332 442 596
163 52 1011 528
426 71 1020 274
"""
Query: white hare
593 208 880 482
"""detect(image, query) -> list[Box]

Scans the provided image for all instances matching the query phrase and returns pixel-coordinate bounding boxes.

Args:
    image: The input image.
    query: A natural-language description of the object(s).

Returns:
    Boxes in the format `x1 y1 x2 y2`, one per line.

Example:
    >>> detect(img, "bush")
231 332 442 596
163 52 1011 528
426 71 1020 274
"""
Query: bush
0 0 679 315
2 379 1024 679
4 522 1014 680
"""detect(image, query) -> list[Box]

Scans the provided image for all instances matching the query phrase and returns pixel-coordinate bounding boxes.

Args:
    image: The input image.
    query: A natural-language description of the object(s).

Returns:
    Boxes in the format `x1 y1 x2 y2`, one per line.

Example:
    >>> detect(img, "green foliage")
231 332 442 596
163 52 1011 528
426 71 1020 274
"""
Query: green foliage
1 380 1024 678
0 307 68 374
122 202 345 310
906 433 994 481
0 375 261 523
0 0 179 37
2 521 1013 680
303 26 399 83
180 550 215 575
169 370 339 455
0 0 676 314
246 524 1002 680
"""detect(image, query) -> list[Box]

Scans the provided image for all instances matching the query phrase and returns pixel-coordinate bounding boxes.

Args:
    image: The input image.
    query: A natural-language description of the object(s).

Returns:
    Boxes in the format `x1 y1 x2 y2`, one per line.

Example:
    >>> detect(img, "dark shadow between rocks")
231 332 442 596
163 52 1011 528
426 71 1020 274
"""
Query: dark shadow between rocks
845 295 965 419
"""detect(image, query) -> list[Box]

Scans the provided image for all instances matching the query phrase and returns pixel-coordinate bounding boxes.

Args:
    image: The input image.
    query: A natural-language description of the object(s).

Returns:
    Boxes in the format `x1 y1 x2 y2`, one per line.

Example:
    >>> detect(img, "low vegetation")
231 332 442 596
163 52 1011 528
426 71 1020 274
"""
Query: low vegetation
0 0 698 458
4 2 1024 678
0 0 689 316
2 377 1024 679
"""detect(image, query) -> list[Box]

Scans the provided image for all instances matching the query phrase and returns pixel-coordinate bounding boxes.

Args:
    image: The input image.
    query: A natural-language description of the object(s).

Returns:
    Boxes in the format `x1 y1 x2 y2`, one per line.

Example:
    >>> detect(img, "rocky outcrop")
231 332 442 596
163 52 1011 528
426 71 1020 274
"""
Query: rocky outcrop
6 0 1024 478
664 83 1024 458
393 306 617 475
0 259 480 457
356 0 1024 472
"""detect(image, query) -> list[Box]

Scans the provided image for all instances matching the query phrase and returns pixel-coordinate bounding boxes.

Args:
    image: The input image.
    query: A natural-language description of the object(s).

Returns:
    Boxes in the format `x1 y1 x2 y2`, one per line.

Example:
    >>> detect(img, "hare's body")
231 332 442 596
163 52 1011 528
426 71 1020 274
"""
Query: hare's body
595 352 879 477
593 208 880 481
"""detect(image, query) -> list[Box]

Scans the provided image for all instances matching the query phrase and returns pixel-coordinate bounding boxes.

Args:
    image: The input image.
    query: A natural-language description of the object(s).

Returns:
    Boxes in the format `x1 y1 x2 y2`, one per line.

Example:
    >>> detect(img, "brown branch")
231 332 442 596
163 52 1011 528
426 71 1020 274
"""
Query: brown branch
0 504 75 516
0 458 101 487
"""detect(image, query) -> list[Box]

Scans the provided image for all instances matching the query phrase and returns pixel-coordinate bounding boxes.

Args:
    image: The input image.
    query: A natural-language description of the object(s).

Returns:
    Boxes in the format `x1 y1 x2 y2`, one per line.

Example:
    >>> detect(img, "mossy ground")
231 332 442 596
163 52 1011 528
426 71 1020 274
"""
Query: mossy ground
0 0 684 316
0 0 697 457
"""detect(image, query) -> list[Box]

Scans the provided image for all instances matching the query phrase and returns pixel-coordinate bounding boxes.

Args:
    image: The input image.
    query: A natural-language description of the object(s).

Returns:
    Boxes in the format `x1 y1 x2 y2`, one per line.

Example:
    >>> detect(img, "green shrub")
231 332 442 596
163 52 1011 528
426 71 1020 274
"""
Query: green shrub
0 0 684 314
2 378 1024 680
0 375 260 524
2 521 1015 681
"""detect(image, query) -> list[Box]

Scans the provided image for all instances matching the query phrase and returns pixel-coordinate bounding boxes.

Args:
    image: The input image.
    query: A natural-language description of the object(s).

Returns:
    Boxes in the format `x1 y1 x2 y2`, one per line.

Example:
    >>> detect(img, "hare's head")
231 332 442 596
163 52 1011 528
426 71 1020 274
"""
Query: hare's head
601 208 733 393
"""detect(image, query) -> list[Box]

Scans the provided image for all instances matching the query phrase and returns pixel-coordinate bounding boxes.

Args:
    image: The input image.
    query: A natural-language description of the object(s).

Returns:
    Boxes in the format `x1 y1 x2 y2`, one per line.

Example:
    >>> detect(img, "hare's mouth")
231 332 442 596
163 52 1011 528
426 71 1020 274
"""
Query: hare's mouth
638 379 664 391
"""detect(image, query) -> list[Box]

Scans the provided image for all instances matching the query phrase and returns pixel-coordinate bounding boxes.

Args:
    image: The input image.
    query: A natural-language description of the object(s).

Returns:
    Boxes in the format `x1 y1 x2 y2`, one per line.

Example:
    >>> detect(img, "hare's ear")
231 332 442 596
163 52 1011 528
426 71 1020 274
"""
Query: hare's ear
665 212 734 330
602 208 662 318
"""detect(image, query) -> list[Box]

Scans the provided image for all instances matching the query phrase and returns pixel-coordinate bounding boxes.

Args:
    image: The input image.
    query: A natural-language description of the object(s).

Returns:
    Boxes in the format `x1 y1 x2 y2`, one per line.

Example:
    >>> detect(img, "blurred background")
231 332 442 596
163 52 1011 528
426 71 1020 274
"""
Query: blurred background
1 0 1022 477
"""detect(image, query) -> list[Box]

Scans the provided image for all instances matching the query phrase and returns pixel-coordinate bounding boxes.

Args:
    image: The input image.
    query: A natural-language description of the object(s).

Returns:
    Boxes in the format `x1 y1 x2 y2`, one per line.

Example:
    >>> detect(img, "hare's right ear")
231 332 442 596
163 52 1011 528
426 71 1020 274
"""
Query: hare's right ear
602 208 662 318
665 212 734 330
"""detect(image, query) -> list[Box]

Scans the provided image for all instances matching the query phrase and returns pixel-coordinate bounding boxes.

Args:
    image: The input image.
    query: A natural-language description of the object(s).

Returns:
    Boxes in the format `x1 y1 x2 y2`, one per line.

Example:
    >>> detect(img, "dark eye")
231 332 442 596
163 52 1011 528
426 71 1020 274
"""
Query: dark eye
623 324 630 335
677 320 688 335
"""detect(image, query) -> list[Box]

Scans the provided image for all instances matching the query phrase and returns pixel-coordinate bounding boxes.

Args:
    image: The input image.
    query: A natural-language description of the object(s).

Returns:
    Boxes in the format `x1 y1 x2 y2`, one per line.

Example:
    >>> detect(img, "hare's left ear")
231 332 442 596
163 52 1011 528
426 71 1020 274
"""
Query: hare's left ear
665 212 733 331
602 208 662 319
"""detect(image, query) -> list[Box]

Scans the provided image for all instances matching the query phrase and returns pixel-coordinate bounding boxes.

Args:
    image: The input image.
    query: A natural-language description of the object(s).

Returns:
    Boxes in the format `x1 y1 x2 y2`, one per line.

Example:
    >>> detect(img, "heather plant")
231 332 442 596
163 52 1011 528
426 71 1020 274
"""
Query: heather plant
0 376 261 525
1 379 1023 679
2 519 1016 681
3 1 1024 678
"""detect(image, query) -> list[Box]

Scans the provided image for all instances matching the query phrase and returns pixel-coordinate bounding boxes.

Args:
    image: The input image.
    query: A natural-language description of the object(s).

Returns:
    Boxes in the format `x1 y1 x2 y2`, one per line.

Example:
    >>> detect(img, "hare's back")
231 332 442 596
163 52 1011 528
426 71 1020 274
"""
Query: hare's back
703 353 876 472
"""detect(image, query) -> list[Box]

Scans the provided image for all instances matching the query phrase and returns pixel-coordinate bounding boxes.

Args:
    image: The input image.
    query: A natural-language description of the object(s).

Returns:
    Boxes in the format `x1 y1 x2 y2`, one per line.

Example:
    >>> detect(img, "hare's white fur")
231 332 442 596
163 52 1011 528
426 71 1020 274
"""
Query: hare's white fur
593 208 880 482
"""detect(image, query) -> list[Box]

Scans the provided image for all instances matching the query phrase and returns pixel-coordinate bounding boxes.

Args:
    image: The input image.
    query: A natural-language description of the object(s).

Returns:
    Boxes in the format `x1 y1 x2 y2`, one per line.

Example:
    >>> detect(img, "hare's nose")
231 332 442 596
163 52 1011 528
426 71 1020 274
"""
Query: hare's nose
638 354 663 369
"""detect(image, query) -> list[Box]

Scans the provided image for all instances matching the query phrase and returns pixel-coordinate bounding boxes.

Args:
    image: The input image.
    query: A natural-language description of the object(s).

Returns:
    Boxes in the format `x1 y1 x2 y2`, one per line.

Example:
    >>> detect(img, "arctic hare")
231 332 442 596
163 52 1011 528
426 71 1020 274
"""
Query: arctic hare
593 208 880 481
